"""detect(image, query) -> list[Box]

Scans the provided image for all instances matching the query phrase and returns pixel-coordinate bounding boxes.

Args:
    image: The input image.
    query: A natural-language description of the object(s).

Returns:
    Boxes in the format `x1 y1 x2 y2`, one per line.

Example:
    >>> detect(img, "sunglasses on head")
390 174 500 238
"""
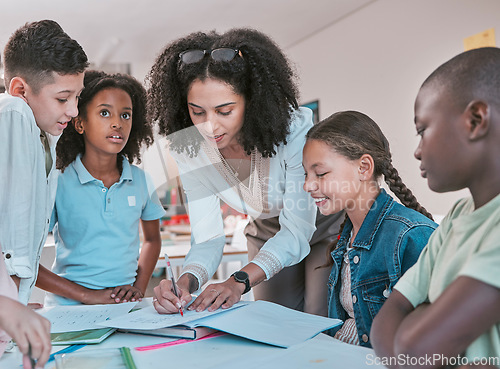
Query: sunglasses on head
178 48 241 64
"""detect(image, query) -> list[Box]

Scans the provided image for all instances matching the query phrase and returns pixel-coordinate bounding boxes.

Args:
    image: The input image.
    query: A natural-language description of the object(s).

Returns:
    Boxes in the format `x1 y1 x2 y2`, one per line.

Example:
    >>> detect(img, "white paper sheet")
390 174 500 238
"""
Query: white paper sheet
191 300 342 347
98 301 248 330
41 302 138 333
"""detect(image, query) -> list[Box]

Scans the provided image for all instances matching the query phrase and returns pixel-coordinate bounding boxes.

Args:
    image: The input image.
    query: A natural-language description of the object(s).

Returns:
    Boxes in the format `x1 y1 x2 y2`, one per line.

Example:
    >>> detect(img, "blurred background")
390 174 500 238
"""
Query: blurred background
2 0 499 216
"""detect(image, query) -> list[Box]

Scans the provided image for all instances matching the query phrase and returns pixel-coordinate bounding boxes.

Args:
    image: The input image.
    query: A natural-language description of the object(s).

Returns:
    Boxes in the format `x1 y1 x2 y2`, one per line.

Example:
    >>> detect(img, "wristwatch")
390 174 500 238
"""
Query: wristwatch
231 271 251 295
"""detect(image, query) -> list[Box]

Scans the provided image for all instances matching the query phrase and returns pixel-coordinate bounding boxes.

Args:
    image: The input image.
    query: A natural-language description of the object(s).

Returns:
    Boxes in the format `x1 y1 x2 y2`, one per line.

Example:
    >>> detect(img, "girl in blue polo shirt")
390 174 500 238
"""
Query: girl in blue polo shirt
302 111 437 347
36 70 165 305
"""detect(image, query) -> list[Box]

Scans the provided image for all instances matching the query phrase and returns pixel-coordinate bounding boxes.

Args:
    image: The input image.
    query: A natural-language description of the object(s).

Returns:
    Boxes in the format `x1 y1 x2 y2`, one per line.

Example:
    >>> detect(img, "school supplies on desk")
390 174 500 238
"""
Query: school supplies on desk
192 300 343 348
40 302 138 333
118 326 216 340
54 347 137 369
98 300 247 330
134 331 227 351
51 328 116 345
99 300 342 348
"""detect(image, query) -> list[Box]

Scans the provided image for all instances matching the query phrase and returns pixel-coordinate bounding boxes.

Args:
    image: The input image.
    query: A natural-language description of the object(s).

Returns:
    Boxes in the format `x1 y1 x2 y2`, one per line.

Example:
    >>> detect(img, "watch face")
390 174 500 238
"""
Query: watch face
234 271 248 281
232 271 251 294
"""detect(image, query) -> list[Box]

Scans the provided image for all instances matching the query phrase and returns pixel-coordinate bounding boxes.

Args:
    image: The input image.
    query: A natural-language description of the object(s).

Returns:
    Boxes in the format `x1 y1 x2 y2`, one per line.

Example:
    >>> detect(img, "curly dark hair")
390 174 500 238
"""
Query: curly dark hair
3 19 88 92
307 111 434 265
146 28 299 158
56 70 154 172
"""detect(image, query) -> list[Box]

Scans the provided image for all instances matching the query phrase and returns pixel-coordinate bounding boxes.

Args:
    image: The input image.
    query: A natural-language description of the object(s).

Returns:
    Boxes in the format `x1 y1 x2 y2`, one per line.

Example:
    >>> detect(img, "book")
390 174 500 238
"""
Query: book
51 328 116 345
117 325 217 339
55 347 137 369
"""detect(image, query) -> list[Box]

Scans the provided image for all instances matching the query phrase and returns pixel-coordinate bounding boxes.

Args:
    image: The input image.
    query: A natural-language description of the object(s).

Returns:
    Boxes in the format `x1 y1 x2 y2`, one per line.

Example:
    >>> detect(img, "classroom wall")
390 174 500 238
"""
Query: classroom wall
286 0 500 216
140 0 499 217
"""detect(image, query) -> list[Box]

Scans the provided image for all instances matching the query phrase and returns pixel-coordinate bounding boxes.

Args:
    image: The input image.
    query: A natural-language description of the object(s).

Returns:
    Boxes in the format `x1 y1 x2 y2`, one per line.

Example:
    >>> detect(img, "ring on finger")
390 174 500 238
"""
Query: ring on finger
209 289 221 296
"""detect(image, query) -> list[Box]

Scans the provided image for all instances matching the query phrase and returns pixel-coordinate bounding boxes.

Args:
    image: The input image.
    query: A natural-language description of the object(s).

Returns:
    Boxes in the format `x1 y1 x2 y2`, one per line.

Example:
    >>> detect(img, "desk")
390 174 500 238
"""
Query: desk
0 331 384 369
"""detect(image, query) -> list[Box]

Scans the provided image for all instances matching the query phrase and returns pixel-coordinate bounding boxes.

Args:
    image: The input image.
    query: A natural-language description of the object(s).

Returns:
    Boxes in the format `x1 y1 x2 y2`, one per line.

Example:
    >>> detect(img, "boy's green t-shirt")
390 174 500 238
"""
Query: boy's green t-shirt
395 193 500 364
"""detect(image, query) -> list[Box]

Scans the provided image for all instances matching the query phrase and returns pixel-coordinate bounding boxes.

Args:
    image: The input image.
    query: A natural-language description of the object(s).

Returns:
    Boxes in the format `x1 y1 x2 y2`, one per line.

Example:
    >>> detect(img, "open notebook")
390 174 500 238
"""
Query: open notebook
98 300 342 348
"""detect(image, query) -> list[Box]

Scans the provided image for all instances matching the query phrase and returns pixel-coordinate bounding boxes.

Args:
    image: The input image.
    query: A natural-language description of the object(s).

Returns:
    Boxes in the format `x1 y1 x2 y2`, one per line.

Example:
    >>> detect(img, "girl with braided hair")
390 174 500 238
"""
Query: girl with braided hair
150 28 344 316
302 110 437 347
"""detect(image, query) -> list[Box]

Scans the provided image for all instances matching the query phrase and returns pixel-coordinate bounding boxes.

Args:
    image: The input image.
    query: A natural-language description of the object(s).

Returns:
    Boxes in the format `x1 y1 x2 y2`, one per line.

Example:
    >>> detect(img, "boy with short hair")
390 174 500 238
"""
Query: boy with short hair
0 20 88 304
371 47 500 368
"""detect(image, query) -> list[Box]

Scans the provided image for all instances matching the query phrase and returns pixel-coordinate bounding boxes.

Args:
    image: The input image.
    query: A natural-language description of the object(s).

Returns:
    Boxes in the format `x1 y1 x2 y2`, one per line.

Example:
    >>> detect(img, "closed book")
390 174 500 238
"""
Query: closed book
117 326 217 340
51 328 116 345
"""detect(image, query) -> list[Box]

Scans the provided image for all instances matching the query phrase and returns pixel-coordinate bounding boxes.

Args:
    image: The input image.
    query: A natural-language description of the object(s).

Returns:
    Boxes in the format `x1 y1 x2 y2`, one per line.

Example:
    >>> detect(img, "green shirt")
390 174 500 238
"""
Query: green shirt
395 193 500 364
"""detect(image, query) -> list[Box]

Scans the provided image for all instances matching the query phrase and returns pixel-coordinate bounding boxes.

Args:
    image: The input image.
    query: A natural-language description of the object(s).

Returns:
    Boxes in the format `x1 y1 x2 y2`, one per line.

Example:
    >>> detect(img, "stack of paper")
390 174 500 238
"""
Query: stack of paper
41 300 342 348
99 300 342 348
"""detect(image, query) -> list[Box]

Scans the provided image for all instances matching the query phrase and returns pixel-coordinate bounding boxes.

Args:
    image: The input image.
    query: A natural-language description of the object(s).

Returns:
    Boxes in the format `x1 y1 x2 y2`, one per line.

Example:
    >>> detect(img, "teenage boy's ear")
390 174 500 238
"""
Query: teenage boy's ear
465 100 490 141
8 77 29 103
358 154 375 181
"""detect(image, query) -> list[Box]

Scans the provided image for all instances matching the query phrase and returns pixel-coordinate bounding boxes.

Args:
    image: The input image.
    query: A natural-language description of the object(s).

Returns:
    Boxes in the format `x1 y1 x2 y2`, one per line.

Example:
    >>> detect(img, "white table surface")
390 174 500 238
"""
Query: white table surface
1 329 384 369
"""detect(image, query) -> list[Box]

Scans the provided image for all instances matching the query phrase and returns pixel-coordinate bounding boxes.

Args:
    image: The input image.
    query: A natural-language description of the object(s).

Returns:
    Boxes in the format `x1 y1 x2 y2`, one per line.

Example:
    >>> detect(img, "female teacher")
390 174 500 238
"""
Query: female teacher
148 28 343 316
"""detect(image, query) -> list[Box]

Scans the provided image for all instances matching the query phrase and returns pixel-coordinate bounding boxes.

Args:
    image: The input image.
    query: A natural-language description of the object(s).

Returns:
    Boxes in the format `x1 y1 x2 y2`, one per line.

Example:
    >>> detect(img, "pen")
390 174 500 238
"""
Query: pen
28 344 36 369
165 254 184 316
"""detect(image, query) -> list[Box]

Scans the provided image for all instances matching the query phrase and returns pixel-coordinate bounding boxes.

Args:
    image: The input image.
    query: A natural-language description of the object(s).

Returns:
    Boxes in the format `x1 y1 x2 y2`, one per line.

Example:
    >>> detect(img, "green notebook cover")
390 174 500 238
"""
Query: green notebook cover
51 328 116 345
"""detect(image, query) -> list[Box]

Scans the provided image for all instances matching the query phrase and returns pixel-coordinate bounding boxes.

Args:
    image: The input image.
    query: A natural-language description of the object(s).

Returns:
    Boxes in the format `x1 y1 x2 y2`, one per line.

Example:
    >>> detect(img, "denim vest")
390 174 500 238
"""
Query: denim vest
327 189 437 347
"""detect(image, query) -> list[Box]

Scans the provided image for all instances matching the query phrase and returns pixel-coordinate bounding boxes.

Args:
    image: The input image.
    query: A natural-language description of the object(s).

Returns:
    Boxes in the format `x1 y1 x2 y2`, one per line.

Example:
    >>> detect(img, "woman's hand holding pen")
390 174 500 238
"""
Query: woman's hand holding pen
153 278 191 314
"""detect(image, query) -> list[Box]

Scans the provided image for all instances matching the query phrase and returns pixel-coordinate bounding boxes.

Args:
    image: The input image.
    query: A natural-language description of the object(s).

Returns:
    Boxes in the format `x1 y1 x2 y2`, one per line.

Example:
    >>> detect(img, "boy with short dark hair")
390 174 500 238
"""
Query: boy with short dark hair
0 19 88 304
371 47 500 368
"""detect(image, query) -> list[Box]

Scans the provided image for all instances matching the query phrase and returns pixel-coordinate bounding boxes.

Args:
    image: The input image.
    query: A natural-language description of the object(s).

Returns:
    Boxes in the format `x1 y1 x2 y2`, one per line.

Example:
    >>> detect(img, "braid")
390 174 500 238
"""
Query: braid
317 213 349 268
383 163 434 220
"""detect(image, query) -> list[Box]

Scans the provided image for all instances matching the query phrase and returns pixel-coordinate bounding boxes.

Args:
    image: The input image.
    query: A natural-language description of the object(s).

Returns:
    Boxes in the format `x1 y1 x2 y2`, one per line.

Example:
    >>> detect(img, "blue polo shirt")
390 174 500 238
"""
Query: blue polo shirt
49 155 165 305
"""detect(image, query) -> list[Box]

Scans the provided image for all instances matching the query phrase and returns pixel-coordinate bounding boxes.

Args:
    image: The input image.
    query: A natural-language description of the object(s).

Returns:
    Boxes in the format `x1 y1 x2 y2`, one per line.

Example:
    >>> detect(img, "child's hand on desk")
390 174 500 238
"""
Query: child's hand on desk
110 285 143 303
0 296 51 369
153 279 191 314
81 288 117 305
